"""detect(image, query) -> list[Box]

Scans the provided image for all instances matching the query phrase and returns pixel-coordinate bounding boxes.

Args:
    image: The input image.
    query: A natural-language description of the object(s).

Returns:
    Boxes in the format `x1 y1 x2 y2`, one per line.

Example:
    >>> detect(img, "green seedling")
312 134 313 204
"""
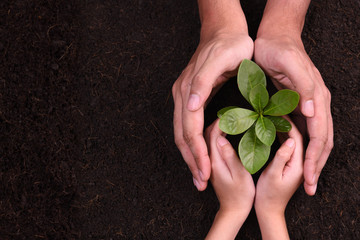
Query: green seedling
217 59 299 174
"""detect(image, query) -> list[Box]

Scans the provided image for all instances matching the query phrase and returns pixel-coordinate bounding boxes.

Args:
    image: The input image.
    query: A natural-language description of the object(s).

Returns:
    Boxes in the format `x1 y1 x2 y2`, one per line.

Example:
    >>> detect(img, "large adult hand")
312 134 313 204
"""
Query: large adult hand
254 35 333 196
172 1 253 191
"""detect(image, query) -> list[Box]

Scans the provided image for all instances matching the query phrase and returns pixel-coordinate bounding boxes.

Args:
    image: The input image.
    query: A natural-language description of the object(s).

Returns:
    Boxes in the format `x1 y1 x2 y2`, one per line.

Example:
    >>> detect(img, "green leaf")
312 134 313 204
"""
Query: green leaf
266 116 292 132
237 59 266 103
255 116 276 146
239 127 271 174
217 106 238 118
219 108 259 135
263 90 300 116
249 84 269 113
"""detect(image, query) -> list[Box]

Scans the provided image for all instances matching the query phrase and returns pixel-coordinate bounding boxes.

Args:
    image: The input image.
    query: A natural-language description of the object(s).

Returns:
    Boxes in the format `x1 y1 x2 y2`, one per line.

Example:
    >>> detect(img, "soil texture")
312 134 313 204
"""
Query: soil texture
1 0 359 239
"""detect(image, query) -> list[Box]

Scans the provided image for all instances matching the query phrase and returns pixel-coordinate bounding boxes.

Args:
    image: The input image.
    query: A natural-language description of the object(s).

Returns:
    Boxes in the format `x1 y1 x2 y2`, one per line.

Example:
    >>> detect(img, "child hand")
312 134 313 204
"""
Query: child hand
255 117 304 240
255 116 304 214
205 119 255 240
205 119 255 214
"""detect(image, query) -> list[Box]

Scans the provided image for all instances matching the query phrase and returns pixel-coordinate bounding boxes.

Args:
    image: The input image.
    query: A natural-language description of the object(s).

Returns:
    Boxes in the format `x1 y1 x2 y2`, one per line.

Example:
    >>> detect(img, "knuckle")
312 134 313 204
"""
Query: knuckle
183 131 195 145
174 135 186 149
193 74 207 86
278 47 299 64
212 43 226 58
311 135 327 148
180 80 189 94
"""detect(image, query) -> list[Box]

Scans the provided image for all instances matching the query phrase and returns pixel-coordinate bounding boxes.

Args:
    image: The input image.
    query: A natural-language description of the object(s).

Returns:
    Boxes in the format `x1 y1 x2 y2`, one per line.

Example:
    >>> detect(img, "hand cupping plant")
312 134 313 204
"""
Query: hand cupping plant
218 59 299 174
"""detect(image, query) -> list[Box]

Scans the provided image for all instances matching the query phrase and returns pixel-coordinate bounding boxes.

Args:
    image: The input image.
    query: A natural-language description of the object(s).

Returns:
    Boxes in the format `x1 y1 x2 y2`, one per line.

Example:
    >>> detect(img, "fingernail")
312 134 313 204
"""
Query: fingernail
285 138 295 148
217 136 229 147
303 100 314 117
187 94 200 111
193 177 200 190
199 170 204 181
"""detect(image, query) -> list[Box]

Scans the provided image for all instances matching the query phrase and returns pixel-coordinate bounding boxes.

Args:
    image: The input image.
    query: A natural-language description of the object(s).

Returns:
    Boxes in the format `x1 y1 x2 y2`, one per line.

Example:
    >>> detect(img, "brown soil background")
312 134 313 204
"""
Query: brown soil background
0 0 359 239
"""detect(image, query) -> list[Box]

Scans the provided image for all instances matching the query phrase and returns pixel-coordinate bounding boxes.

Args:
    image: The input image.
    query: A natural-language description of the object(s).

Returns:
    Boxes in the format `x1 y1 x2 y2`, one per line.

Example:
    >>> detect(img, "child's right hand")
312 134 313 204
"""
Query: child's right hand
255 116 304 240
205 119 255 215
205 119 255 240
255 116 304 215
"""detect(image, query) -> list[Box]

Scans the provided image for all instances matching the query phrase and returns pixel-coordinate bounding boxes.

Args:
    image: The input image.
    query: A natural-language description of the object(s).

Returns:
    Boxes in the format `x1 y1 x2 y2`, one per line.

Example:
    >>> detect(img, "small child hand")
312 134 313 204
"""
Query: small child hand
254 116 304 240
205 119 255 240
206 119 255 214
255 116 304 215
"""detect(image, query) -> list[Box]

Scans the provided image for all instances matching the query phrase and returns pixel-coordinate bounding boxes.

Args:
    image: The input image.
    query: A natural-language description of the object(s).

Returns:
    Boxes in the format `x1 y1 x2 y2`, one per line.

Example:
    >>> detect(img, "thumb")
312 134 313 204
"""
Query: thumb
268 138 295 176
217 136 242 172
282 57 315 118
187 60 230 112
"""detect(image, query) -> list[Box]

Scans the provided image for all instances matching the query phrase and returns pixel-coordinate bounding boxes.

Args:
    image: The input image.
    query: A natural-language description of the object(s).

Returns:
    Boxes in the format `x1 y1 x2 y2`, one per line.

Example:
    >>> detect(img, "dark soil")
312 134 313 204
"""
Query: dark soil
0 0 359 239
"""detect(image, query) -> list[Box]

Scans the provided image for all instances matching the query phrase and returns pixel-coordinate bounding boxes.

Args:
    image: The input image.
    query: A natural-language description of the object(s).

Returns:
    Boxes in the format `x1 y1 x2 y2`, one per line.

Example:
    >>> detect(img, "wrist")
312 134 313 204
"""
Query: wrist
257 0 310 39
217 208 247 229
255 207 289 240
198 0 249 40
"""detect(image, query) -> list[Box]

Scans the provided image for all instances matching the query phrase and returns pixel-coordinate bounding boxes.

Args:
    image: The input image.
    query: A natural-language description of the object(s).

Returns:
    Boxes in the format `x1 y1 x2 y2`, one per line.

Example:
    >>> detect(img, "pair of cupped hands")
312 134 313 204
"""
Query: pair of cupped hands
172 21 333 196
206 117 302 220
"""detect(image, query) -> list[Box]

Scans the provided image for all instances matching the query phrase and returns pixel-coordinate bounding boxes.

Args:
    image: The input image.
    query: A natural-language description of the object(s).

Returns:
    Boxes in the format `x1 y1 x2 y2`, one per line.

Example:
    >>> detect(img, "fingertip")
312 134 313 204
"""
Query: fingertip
304 182 317 196
301 99 314 117
199 158 211 182
196 179 208 191
285 138 295 148
304 162 317 185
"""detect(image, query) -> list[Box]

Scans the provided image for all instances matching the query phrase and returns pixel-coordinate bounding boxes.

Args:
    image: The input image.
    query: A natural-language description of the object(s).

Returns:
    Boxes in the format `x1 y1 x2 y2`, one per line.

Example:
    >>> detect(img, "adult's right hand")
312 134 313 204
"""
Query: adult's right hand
172 1 253 190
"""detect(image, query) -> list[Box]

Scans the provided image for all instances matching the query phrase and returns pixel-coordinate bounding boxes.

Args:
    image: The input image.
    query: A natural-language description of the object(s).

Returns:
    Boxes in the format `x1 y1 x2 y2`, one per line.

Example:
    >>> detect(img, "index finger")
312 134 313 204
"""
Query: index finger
182 104 211 183
303 82 328 195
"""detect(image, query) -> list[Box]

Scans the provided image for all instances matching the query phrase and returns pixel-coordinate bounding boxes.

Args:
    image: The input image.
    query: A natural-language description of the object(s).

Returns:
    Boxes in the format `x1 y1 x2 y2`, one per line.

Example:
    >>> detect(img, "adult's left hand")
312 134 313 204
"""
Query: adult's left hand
254 34 333 196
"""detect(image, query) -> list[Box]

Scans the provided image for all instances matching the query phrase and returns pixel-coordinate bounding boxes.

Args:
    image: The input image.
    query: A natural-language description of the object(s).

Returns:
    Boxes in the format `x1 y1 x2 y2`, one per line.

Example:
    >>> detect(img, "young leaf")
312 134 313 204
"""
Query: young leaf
239 127 271 174
237 59 266 103
249 84 269 113
217 106 238 118
255 116 276 146
266 116 292 132
263 90 300 116
219 108 258 135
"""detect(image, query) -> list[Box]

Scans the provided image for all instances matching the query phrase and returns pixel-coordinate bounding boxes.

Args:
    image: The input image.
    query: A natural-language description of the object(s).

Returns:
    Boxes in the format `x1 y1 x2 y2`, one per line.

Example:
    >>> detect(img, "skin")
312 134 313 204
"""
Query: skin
255 116 304 240
204 119 255 240
204 117 304 239
172 0 333 195
172 0 253 190
254 0 333 195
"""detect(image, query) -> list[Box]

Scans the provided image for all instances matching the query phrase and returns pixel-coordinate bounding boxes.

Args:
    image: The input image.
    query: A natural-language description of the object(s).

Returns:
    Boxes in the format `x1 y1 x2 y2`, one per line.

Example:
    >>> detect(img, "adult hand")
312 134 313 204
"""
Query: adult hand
254 0 333 196
254 35 333 195
172 0 253 191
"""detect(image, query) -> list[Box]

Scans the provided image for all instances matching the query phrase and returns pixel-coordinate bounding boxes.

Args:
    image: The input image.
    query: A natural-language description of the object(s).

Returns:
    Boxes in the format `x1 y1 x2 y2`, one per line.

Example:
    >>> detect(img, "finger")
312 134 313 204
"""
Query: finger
303 83 328 195
285 117 304 174
182 103 211 184
217 135 246 177
187 51 235 112
267 138 295 177
173 86 207 191
287 58 315 117
304 86 333 195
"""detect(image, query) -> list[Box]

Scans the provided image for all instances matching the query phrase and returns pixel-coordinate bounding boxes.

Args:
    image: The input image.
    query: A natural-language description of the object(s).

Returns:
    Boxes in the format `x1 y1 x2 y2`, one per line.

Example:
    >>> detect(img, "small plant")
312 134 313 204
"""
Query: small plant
217 59 299 174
